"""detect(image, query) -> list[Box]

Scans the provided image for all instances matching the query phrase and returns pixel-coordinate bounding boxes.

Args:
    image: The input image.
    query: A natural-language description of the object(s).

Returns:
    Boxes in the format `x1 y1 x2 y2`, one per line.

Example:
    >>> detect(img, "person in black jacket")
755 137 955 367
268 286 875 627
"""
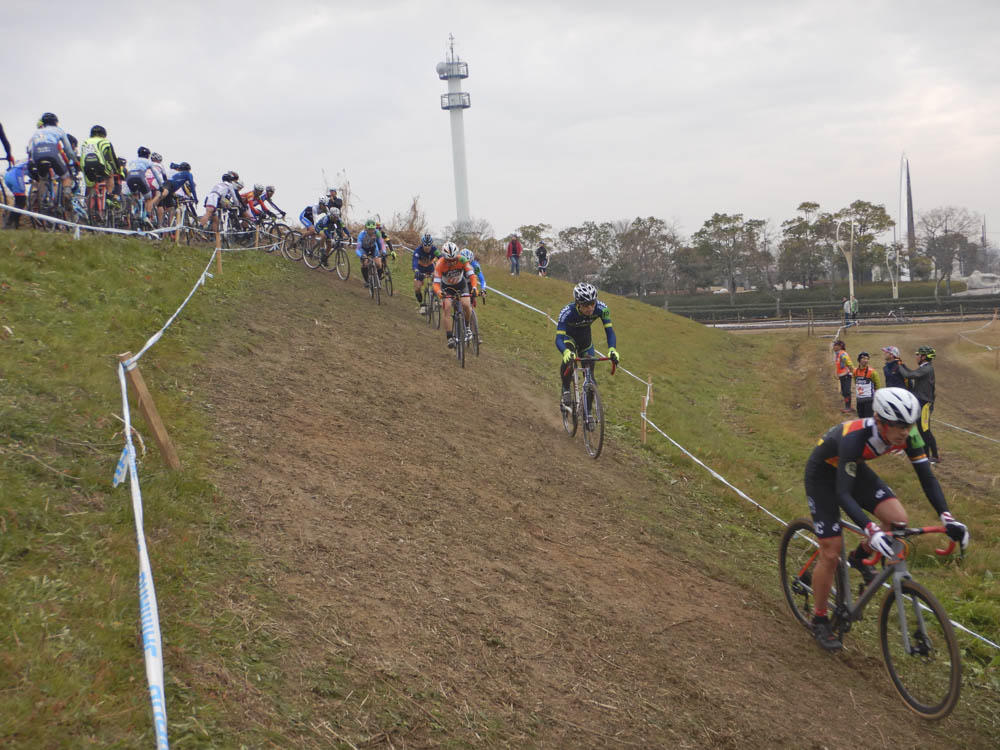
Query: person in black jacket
897 345 939 462
880 346 906 388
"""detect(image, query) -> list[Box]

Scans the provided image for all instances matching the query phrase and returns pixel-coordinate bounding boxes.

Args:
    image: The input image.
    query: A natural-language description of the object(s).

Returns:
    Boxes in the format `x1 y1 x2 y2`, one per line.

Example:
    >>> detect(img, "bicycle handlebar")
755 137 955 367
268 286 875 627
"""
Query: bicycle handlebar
562 356 617 377
862 525 956 566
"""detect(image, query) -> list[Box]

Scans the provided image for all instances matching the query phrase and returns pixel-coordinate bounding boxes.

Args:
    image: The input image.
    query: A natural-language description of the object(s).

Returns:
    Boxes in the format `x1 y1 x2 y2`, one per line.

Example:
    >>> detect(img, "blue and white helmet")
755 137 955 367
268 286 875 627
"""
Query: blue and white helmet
873 387 920 425
459 248 474 263
573 282 598 304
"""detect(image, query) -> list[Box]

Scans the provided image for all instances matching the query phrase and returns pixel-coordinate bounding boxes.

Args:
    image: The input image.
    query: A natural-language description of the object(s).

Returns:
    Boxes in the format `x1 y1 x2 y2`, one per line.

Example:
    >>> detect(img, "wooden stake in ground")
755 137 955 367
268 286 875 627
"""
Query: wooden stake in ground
215 231 222 274
641 396 647 444
117 352 181 471
254 225 260 250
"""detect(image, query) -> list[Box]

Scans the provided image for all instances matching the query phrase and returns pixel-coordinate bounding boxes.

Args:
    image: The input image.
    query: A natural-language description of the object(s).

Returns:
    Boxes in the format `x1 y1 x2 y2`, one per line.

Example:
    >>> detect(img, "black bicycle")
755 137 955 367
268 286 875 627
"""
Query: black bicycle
561 355 616 458
779 518 961 719
362 254 383 305
443 290 478 367
420 277 440 328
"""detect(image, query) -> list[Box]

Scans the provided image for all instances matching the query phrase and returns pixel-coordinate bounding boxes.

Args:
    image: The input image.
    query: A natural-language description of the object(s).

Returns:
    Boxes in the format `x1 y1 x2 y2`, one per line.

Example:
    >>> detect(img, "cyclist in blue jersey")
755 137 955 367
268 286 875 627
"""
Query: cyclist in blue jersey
412 233 438 312
459 248 486 291
356 218 387 283
299 196 328 237
3 159 30 228
26 112 79 215
555 282 620 406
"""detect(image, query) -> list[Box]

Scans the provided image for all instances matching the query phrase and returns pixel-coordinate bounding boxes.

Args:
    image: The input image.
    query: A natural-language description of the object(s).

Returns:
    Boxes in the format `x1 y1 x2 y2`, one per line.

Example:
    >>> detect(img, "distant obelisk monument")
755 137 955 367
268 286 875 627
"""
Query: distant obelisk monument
436 35 472 230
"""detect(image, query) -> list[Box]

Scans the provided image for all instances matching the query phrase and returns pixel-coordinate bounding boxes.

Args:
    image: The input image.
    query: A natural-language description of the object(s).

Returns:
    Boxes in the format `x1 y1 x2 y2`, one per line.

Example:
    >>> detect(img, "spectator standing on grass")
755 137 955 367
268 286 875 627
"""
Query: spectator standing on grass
850 295 859 326
852 351 882 418
897 346 940 463
842 296 851 326
881 346 906 388
506 234 523 275
832 339 854 413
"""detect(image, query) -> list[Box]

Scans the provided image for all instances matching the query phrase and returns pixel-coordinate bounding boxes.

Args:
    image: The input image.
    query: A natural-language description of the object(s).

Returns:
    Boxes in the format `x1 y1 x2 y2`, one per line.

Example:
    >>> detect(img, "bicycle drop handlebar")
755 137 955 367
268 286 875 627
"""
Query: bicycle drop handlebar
562 356 617 378
862 525 956 566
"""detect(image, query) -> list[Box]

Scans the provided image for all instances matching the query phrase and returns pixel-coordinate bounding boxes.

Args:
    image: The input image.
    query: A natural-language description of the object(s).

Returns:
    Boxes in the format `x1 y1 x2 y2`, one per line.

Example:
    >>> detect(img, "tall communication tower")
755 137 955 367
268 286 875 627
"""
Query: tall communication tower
436 34 471 229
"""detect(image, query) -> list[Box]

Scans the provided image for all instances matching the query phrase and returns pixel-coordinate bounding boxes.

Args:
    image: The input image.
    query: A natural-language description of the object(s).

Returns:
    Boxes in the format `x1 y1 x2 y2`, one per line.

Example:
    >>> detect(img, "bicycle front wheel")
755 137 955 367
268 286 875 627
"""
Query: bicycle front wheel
582 382 605 458
455 312 466 367
331 248 350 279
432 296 442 329
301 238 322 269
779 519 845 630
879 579 961 719
561 384 578 437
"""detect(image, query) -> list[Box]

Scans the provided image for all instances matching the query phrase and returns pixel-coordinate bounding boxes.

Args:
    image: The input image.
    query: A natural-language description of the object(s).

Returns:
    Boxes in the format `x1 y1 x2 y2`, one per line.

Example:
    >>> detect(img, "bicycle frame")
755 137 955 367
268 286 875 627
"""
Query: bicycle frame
795 520 955 639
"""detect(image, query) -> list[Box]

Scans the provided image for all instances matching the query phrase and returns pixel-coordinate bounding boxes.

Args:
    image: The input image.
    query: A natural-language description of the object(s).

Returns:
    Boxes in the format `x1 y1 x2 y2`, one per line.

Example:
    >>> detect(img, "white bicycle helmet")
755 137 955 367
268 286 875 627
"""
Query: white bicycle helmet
459 248 474 263
573 282 598 304
442 241 459 259
873 387 920 425
329 207 341 218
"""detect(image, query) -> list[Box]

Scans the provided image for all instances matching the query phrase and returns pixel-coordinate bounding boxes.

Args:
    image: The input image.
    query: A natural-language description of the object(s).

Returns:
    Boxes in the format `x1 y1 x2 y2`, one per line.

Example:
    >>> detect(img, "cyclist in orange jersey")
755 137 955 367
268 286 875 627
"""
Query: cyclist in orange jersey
433 241 479 349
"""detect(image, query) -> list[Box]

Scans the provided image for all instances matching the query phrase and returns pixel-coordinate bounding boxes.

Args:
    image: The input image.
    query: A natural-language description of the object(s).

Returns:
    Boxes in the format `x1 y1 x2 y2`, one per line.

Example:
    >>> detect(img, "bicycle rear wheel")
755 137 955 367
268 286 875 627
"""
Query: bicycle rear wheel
469 309 480 357
879 579 961 719
432 296 442 329
779 519 846 630
582 381 605 458
384 266 394 296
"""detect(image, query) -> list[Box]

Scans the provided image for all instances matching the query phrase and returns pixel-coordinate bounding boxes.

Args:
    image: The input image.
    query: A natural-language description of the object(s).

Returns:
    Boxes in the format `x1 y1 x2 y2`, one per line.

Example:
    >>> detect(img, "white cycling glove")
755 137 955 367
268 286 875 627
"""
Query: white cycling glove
865 522 896 560
940 512 969 552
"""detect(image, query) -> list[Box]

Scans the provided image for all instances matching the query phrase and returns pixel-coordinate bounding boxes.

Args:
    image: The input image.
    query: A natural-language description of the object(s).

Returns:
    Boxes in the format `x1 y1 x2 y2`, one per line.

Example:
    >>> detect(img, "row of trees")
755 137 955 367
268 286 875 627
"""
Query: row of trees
387 196 996 304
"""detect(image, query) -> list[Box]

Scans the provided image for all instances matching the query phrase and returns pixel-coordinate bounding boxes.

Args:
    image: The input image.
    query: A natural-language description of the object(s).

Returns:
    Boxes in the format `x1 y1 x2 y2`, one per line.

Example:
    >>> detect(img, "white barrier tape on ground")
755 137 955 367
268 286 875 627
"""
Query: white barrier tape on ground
640 413 791 527
489 287 559 324
125 251 218 367
1 203 179 239
641 412 1000 651
117 364 170 749
936 421 1000 445
956 310 997 350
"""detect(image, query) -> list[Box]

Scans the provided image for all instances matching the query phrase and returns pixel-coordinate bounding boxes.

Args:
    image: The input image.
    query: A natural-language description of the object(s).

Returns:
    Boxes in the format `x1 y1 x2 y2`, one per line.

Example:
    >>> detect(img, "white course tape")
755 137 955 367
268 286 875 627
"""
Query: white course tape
936 420 1000 445
117 364 170 749
126 251 218 366
1 203 179 239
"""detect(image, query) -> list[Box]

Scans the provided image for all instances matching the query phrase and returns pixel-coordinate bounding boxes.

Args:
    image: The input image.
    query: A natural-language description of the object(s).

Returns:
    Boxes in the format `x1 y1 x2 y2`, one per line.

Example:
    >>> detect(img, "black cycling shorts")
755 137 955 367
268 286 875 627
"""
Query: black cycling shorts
126 172 150 195
805 463 895 538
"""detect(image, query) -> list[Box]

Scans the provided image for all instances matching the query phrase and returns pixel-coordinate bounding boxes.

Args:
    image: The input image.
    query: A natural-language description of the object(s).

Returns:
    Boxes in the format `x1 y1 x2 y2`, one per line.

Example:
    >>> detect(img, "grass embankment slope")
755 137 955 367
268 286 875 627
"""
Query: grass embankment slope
1 231 997 748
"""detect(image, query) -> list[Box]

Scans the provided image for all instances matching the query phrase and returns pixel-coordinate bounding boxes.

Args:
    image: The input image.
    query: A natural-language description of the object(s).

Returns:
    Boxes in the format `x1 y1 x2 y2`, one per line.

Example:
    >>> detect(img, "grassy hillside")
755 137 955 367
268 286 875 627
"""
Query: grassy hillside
1 232 997 746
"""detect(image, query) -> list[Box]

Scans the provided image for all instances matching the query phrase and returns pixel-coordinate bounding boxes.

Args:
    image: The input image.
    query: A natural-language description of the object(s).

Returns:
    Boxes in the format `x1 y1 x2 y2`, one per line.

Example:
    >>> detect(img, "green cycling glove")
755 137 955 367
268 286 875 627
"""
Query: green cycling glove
608 347 620 364
562 348 575 365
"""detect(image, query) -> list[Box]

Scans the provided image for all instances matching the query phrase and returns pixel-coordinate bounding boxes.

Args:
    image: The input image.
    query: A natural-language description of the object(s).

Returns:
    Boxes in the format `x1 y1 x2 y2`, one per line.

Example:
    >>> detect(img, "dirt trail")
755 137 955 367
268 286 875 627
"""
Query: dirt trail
197 265 980 748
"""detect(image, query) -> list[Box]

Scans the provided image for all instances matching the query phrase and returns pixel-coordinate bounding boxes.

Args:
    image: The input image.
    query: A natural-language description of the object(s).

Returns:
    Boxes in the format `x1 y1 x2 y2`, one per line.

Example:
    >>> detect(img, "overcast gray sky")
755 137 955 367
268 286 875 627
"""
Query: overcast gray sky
4 0 998 242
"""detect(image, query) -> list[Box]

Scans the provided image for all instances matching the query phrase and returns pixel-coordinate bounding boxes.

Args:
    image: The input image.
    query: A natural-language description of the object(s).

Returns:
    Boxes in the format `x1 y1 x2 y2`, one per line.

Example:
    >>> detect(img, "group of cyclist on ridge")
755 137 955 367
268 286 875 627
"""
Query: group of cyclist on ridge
2 112 285 232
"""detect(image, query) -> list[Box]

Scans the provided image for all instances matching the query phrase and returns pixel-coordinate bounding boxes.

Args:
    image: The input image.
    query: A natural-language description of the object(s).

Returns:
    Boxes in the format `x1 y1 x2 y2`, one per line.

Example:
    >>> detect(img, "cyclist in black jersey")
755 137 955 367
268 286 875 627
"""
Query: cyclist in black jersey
804 386 969 652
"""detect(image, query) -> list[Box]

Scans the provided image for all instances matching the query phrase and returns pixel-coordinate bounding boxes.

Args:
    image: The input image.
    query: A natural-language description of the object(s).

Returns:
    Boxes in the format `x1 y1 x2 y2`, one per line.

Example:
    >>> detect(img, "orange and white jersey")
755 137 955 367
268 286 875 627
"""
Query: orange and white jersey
432 257 477 295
